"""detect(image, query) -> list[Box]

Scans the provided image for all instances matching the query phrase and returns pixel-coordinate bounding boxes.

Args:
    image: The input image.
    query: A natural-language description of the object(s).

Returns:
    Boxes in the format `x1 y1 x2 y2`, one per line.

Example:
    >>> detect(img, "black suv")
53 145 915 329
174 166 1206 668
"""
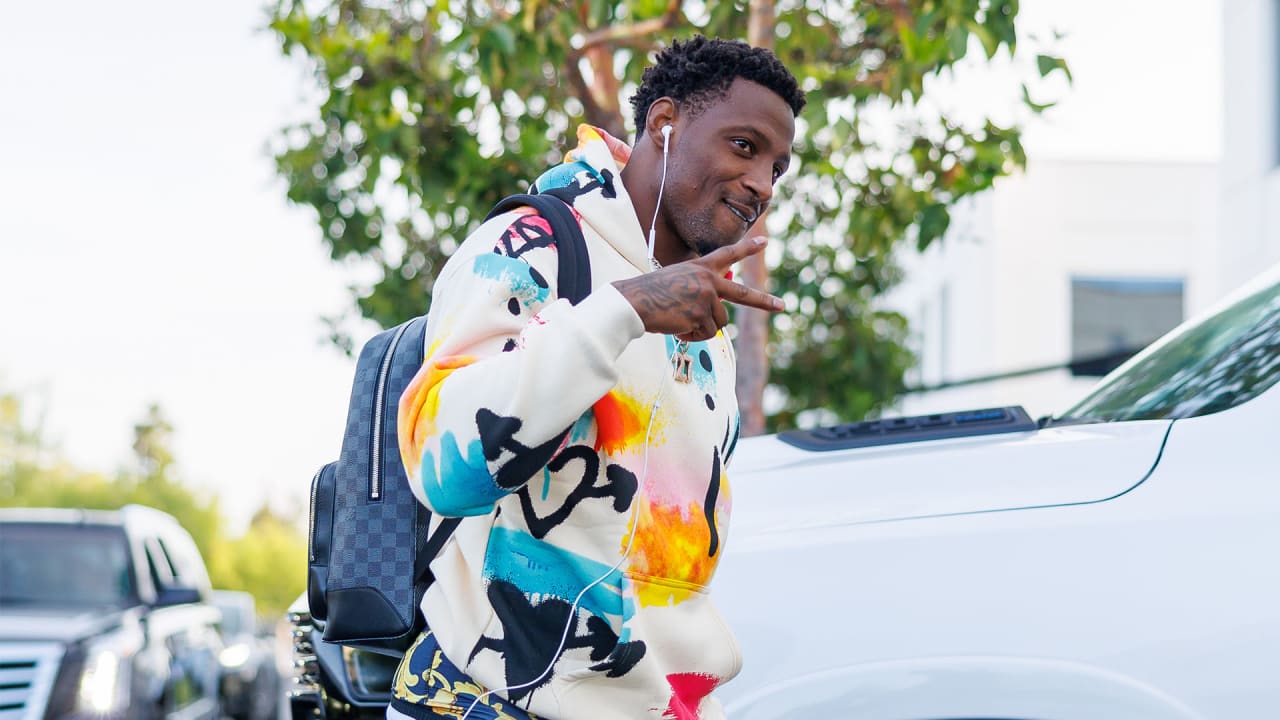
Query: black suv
0 505 224 719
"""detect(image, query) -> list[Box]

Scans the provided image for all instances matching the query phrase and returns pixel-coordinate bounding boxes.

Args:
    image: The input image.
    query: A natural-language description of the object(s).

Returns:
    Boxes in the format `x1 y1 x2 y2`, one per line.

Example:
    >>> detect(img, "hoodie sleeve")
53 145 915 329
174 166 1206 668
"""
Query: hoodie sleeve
397 208 645 517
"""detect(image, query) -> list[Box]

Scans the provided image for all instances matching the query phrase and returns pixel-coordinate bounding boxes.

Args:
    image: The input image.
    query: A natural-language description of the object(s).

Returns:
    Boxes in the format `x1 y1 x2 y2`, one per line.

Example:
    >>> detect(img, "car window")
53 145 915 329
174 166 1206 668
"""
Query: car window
1060 273 1280 422
0 523 137 608
158 527 211 590
154 536 182 581
145 537 175 589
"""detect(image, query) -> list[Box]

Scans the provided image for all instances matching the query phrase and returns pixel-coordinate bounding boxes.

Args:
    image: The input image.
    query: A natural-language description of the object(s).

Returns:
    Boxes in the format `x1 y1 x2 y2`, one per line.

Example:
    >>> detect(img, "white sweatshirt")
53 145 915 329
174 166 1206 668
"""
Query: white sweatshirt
398 125 743 719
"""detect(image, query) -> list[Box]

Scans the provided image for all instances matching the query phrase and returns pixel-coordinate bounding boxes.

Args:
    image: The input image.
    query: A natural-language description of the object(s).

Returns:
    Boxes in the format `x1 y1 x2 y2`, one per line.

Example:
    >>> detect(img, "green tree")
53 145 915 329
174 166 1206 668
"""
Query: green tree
0 389 40 497
269 0 1068 429
207 504 308 618
123 404 225 554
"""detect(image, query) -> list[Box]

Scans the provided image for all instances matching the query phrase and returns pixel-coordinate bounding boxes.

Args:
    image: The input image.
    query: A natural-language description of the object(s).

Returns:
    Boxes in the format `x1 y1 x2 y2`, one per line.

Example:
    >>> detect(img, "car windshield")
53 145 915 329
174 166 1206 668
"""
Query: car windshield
0 523 137 609
1057 271 1280 423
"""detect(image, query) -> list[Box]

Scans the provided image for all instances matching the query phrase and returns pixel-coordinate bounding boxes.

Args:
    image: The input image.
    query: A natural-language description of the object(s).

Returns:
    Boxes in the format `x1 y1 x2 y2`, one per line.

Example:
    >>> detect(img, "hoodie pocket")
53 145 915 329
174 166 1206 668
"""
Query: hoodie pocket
555 573 742 709
466 523 628 692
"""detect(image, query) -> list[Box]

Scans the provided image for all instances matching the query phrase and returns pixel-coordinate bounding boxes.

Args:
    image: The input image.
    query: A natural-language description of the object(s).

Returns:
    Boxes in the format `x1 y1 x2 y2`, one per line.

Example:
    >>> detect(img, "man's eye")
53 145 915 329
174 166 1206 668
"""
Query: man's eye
772 166 783 182
733 138 754 153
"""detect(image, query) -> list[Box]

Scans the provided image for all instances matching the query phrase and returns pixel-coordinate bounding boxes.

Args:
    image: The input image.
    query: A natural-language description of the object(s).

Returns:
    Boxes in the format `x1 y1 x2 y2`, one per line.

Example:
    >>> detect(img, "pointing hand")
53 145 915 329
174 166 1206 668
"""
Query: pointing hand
612 236 784 342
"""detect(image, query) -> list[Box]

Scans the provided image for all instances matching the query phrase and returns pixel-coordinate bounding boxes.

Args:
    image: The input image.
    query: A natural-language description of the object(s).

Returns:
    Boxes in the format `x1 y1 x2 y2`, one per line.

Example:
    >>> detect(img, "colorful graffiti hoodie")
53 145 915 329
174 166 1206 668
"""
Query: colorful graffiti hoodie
396 125 743 719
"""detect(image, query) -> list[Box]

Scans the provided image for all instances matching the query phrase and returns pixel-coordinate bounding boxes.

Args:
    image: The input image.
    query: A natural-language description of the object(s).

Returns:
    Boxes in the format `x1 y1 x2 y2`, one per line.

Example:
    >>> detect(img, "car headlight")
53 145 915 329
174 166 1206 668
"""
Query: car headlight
78 646 125 713
42 619 144 720
219 643 252 670
59 627 137 717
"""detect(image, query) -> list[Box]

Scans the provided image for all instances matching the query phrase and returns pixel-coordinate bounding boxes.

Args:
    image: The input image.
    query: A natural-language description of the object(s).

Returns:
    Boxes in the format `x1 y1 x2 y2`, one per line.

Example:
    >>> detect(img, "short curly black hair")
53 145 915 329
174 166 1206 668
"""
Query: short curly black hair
629 35 806 135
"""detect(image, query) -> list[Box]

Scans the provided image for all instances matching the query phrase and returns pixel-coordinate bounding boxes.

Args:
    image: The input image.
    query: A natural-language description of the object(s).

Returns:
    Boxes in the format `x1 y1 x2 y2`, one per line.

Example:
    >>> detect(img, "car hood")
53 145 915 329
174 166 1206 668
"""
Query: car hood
0 607 127 643
726 419 1171 536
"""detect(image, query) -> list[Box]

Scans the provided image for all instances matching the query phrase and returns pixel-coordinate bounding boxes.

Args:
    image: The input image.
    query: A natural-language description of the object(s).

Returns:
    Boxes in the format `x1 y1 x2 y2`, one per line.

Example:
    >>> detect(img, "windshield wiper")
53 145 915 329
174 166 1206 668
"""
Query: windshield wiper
1037 414 1112 429
0 596 49 606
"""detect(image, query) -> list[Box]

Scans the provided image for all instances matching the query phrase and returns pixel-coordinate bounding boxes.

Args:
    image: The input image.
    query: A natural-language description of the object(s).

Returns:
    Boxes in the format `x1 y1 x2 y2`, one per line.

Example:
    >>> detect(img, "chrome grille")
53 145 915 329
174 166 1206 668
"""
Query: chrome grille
0 643 62 720
287 605 321 701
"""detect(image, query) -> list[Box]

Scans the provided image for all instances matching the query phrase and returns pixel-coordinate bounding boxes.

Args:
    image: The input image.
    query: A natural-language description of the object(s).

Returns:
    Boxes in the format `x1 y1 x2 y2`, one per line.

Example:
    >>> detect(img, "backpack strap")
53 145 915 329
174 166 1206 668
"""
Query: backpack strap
484 192 592 305
413 516 461 586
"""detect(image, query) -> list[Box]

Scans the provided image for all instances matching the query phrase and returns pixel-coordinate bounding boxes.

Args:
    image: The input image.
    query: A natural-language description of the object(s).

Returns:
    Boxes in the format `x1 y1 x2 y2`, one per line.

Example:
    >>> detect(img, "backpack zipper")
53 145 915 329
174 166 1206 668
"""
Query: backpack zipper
370 321 412 501
308 465 322 563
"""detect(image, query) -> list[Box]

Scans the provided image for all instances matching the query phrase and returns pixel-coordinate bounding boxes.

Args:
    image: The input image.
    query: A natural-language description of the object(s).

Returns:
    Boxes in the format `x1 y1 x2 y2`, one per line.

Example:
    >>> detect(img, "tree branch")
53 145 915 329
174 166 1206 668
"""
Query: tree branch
564 49 627 137
562 1 682 138
867 0 913 23
576 0 682 50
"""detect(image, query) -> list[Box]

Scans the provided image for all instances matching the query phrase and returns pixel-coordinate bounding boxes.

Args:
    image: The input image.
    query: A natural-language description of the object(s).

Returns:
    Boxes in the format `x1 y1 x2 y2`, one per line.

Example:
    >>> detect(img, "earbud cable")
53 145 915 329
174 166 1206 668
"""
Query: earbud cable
647 130 671 270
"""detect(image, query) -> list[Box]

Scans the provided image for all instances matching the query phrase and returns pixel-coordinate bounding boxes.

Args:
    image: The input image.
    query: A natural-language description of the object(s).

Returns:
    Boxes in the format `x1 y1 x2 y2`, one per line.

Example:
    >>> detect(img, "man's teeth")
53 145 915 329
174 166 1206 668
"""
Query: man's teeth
726 202 756 224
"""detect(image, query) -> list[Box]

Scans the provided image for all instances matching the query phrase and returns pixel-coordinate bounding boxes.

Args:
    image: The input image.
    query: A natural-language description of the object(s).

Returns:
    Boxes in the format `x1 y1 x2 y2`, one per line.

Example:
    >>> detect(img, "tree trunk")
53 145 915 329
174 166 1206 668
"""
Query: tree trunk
735 0 776 437
569 1 684 140
583 46 627 139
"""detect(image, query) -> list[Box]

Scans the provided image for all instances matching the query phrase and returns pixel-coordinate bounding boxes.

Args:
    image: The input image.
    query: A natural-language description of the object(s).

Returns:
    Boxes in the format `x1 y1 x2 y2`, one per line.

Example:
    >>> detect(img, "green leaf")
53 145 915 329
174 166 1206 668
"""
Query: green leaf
969 20 999 58
489 24 516 56
1021 83 1054 113
1035 53 1073 82
986 0 1018 50
917 203 950 251
947 26 970 60
897 22 919 62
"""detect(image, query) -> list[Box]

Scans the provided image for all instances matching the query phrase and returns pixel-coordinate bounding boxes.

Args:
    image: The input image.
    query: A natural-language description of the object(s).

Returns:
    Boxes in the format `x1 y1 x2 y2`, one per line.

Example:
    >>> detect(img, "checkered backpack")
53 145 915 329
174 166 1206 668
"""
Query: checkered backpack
306 192 591 654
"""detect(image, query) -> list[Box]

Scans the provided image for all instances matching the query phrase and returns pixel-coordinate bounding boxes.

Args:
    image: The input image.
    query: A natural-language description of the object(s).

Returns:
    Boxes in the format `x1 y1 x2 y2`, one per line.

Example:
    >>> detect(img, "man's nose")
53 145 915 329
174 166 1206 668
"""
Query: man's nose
744 165 774 209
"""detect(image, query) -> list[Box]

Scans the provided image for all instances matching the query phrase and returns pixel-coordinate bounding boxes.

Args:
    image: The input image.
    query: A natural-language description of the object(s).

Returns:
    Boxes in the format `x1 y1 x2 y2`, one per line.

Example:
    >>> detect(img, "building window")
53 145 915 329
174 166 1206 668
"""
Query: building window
912 283 950 386
1070 277 1184 376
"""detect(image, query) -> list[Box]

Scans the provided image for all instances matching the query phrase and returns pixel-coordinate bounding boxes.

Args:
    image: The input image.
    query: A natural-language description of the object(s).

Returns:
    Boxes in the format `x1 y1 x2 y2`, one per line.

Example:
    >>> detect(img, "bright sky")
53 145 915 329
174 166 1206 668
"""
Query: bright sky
0 0 1222 532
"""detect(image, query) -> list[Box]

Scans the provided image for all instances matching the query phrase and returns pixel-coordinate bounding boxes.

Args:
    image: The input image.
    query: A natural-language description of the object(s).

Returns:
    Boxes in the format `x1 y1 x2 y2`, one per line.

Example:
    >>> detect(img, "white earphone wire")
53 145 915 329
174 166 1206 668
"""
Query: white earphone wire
647 125 672 270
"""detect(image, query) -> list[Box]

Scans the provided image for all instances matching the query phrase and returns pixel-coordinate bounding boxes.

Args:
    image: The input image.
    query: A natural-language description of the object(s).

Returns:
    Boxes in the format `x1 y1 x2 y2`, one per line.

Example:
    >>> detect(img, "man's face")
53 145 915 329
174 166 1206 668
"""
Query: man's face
663 78 796 257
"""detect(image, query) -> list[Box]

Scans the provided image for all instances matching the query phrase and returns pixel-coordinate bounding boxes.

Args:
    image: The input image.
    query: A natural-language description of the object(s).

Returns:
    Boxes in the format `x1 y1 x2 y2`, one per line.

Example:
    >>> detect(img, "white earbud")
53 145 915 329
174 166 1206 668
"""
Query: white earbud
648 125 674 269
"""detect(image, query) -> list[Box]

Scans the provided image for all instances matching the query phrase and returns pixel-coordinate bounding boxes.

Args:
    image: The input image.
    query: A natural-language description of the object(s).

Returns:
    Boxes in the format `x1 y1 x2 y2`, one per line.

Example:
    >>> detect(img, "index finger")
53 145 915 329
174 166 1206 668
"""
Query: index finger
713 274 785 312
701 235 768 270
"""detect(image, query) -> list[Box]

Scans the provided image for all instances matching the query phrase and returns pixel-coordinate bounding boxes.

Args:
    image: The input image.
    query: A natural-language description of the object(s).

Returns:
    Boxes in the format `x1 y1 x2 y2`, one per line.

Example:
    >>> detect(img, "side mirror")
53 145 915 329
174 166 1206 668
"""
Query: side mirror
154 586 203 607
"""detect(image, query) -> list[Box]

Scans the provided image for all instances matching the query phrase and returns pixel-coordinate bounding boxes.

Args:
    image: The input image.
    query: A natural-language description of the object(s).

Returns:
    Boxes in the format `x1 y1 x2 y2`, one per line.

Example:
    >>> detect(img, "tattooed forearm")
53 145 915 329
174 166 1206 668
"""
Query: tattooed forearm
613 270 716 336
616 273 700 311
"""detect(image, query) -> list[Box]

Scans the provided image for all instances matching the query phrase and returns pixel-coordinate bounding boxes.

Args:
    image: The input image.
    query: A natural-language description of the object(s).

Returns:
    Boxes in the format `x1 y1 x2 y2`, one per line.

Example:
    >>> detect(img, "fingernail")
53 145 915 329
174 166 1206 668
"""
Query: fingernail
753 236 767 246
773 297 784 310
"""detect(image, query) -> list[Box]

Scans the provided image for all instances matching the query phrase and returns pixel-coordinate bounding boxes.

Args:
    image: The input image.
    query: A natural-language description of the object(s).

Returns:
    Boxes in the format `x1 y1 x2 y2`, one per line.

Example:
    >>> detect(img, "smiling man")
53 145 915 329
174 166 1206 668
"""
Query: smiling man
392 36 805 720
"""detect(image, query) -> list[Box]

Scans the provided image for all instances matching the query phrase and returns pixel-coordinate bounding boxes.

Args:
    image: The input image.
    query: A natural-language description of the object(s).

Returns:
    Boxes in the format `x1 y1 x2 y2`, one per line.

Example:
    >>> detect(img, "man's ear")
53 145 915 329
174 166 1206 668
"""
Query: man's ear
644 97 678 149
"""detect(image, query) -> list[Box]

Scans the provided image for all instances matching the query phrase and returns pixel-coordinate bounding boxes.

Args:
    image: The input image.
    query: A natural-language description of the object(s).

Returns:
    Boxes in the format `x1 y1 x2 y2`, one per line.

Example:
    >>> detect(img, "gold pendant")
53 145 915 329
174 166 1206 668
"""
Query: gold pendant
672 342 693 383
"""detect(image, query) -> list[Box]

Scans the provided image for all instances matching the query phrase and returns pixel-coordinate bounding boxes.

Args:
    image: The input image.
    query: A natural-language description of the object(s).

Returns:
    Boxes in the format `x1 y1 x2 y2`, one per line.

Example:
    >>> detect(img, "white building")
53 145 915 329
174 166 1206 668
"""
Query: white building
888 158 1218 421
1221 0 1280 292
884 0 1280 422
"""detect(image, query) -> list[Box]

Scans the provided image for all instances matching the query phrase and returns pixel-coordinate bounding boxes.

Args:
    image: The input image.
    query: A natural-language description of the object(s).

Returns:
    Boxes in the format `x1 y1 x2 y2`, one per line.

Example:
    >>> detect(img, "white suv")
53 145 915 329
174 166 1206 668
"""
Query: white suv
713 265 1280 719
290 265 1279 719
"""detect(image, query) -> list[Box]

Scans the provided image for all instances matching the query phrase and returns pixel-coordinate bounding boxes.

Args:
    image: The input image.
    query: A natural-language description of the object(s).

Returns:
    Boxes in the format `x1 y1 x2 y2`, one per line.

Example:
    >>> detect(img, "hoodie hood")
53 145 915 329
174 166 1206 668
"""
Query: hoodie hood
534 125 651 273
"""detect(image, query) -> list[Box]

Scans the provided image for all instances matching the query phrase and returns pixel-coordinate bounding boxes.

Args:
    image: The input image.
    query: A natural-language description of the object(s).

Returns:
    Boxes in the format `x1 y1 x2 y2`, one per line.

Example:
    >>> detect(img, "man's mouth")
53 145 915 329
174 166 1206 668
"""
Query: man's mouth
724 200 759 226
